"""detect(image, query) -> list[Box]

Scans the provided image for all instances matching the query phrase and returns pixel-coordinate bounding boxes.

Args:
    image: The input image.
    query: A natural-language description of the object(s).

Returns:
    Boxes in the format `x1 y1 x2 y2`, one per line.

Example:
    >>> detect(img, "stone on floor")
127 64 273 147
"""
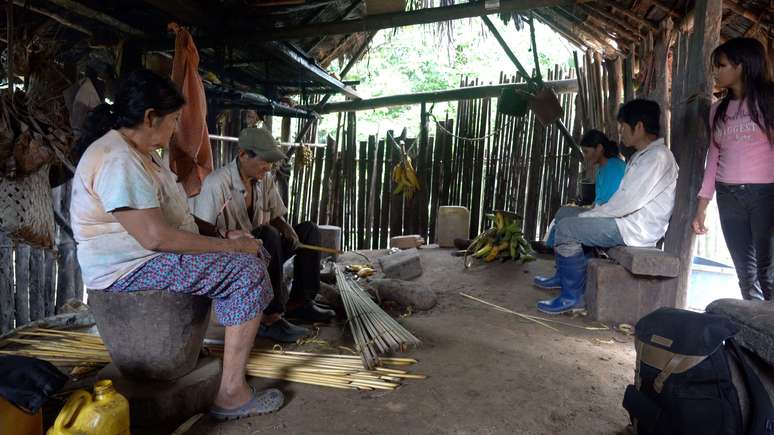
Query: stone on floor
376 248 423 280
367 278 437 310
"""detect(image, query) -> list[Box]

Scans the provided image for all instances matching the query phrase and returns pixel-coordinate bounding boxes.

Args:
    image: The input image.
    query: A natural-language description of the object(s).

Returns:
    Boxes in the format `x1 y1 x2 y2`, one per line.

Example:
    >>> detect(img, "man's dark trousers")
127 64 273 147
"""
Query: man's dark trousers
252 222 321 315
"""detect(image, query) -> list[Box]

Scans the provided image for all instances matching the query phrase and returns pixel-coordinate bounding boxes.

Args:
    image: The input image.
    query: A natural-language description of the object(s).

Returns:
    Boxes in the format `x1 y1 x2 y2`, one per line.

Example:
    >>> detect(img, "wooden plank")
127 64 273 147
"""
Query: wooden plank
28 248 45 321
13 244 30 327
418 104 430 240
44 250 56 317
319 136 336 225
364 135 378 249
664 0 722 308
357 140 368 248
388 131 404 239
0 232 13 332
319 79 577 113
378 138 391 248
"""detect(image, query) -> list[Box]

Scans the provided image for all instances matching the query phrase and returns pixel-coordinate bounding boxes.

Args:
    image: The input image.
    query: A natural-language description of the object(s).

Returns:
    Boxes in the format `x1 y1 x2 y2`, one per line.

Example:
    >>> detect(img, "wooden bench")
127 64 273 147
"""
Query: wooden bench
585 246 681 326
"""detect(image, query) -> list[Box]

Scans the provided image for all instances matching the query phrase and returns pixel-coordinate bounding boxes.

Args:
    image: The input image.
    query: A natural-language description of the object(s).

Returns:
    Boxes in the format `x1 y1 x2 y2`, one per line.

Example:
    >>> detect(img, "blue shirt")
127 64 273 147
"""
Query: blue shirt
595 157 626 205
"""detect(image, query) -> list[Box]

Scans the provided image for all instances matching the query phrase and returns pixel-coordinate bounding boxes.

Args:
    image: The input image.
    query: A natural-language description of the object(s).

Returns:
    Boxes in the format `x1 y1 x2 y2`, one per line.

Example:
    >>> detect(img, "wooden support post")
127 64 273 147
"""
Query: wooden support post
0 232 13 332
651 18 673 147
14 244 30 326
663 0 722 308
623 44 635 102
604 57 623 137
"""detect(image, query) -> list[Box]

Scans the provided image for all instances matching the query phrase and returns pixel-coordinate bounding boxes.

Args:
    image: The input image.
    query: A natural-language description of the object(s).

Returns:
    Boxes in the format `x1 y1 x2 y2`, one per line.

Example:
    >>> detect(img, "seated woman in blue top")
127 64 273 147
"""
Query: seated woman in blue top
535 129 626 288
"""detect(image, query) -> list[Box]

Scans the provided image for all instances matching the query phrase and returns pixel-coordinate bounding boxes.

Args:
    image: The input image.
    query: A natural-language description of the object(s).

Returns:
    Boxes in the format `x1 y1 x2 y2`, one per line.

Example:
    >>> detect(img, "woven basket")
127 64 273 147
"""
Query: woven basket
0 163 55 249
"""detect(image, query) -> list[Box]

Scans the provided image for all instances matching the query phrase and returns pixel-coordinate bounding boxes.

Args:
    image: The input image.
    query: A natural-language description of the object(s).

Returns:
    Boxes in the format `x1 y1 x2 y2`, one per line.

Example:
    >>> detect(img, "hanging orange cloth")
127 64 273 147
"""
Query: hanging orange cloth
168 22 213 196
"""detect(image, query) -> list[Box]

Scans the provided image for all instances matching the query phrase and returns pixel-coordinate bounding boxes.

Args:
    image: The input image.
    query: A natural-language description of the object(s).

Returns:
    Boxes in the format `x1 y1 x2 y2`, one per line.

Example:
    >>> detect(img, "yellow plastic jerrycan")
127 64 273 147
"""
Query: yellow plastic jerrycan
47 380 130 435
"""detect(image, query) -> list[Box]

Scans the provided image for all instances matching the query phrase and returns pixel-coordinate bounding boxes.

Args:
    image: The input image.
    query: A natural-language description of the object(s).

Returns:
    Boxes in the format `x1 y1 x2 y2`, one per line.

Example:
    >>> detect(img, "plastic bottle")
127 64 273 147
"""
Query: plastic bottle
0 396 43 435
47 380 130 435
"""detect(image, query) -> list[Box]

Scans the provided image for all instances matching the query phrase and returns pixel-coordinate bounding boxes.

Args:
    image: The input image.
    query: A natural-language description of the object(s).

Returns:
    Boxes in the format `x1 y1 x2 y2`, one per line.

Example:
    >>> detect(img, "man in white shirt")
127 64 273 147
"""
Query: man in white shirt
537 99 679 314
189 128 334 342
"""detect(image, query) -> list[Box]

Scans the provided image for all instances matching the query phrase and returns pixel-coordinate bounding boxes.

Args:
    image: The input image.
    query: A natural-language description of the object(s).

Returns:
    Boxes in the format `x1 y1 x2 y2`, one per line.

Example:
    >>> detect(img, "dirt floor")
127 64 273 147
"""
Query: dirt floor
188 248 636 435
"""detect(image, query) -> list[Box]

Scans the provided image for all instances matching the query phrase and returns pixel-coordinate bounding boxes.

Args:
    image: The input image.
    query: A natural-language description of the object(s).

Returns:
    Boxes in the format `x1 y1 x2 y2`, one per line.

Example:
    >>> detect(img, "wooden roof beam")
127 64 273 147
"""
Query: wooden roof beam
582 3 643 38
141 0 216 28
315 79 579 113
10 1 93 36
43 0 147 37
553 6 627 52
542 9 621 55
267 41 361 99
593 0 657 31
533 10 598 51
580 7 640 43
649 0 682 19
220 0 580 42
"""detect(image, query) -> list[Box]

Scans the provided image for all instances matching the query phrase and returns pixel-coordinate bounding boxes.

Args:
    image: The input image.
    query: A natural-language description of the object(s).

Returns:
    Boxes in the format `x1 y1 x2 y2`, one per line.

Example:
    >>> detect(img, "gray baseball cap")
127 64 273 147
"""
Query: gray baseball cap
238 127 287 162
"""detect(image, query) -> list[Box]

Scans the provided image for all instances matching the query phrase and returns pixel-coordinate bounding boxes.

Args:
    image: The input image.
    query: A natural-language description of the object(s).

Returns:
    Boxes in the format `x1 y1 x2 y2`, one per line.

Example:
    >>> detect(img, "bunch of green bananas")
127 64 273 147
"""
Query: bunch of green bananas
294 145 313 167
467 211 536 263
392 156 420 199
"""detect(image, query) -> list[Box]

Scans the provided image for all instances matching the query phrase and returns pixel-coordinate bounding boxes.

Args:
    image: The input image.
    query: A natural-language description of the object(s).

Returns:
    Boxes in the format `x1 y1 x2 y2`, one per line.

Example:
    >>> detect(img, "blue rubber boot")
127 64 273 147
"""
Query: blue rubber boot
533 274 561 290
537 251 587 315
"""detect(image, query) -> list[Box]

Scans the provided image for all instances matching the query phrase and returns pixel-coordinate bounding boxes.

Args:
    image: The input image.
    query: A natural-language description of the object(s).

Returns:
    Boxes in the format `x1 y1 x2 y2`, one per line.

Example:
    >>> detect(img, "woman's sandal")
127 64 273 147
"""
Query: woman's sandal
209 387 284 421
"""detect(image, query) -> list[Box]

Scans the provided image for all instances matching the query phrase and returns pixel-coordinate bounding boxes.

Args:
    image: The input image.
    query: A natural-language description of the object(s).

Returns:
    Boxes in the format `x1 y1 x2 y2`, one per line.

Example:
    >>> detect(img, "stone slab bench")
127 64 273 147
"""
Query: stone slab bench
586 247 681 326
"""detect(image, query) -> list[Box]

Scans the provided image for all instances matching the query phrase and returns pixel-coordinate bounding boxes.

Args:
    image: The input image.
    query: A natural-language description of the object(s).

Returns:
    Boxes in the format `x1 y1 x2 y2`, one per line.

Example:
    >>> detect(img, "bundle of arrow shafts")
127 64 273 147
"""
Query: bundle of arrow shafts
334 264 421 369
468 211 537 263
1 328 426 391
0 328 110 366
207 346 424 391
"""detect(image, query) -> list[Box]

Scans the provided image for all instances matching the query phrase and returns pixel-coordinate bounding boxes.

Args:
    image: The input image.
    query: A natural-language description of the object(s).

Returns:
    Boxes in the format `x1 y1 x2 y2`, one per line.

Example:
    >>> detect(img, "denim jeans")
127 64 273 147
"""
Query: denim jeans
716 183 774 300
554 215 625 257
545 206 587 247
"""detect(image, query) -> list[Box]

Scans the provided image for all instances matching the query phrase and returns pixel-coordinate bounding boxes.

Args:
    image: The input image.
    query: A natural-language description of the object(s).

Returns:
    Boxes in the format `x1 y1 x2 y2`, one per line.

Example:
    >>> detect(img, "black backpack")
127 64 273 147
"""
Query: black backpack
623 307 774 435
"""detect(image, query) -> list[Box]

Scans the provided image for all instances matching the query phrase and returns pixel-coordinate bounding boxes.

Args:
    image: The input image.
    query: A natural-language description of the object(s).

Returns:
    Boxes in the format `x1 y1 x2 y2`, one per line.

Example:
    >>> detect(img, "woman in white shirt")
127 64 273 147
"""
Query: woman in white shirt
70 69 282 419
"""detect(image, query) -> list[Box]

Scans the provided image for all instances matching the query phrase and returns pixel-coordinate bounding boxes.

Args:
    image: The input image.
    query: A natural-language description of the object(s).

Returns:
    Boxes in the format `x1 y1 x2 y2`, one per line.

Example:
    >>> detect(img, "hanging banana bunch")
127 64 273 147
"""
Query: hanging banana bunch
392 139 420 200
294 144 313 167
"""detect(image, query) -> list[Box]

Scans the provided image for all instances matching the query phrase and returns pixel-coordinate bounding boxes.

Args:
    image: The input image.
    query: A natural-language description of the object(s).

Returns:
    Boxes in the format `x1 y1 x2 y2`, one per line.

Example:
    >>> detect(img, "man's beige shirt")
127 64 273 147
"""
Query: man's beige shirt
188 159 287 232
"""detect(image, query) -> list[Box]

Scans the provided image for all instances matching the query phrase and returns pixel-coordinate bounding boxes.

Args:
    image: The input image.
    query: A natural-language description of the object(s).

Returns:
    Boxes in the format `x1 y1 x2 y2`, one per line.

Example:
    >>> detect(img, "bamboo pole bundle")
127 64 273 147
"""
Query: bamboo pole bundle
1 329 425 391
334 265 421 369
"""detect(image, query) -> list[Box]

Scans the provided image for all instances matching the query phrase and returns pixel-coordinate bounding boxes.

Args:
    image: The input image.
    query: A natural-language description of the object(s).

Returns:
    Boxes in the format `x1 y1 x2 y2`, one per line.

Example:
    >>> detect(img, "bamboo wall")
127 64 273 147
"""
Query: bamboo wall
285 67 583 251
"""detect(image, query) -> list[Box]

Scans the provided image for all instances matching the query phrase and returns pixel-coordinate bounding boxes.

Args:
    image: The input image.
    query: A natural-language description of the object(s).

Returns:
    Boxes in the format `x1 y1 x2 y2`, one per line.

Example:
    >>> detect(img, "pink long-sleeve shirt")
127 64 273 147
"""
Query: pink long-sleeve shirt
698 99 774 200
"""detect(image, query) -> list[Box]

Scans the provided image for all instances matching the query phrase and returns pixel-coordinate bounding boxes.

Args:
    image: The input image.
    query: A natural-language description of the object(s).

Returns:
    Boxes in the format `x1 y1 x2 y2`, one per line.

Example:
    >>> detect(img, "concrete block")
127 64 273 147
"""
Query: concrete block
88 290 211 381
436 206 470 248
390 235 424 249
318 225 342 260
606 246 680 277
98 357 222 428
586 259 679 326
376 248 423 280
707 299 774 367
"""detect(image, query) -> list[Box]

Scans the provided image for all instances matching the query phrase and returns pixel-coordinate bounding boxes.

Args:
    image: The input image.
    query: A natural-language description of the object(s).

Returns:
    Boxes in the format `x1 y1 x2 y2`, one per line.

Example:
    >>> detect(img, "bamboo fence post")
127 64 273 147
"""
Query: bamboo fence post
28 248 45 321
0 232 13 332
14 243 30 326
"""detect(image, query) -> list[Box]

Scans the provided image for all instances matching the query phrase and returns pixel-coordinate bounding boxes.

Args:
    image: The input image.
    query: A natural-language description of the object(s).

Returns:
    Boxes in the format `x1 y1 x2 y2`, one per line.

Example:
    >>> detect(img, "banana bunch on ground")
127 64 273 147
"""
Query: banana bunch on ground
346 264 375 278
392 156 420 199
294 144 313 167
467 211 536 263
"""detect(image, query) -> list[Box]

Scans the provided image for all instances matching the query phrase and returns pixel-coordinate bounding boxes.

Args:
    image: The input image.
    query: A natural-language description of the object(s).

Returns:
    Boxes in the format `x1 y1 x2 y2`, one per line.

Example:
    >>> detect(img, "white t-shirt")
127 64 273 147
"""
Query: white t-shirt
188 159 288 232
70 130 198 289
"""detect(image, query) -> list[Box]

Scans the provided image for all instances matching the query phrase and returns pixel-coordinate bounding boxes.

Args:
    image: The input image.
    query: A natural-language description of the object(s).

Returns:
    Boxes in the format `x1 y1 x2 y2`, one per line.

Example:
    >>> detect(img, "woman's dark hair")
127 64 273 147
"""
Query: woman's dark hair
711 37 774 144
74 69 186 161
617 99 660 135
580 129 619 158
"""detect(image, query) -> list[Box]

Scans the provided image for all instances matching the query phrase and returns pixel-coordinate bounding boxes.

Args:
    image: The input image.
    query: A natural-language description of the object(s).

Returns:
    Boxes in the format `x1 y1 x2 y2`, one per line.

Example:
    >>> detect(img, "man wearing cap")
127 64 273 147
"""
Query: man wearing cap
189 127 335 343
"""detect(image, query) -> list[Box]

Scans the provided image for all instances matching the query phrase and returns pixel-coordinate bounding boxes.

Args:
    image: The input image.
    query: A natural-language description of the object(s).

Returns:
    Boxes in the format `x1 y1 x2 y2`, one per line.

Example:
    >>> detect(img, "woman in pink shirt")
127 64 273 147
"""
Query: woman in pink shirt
692 38 774 301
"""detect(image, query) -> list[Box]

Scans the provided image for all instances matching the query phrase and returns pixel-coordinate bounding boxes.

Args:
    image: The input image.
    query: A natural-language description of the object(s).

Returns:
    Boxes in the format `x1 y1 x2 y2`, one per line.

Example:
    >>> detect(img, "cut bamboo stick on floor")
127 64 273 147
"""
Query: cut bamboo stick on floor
3 328 425 391
334 264 421 369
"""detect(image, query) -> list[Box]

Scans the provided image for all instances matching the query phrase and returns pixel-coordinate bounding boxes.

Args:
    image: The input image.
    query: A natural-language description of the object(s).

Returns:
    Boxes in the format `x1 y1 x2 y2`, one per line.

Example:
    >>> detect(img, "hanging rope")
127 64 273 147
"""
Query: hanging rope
428 112 517 142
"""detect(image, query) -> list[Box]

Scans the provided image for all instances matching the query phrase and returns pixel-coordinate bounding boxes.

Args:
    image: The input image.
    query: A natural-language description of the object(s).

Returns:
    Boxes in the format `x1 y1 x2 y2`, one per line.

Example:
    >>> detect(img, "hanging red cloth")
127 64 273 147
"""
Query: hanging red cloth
168 22 213 196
